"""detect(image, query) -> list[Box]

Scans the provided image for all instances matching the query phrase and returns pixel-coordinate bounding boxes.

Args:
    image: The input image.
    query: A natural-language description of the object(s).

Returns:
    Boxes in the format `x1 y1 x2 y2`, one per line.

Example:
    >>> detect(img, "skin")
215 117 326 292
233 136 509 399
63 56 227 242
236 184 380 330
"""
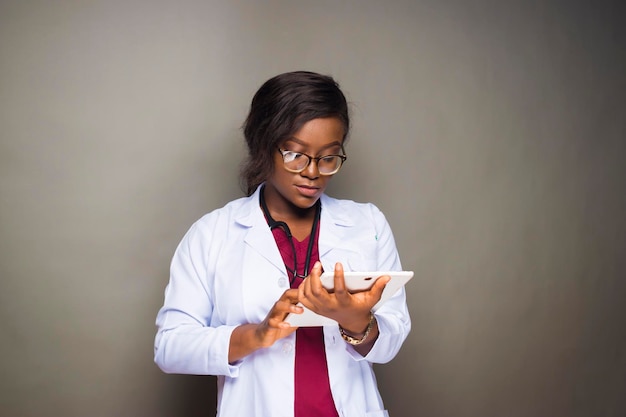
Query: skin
228 117 389 362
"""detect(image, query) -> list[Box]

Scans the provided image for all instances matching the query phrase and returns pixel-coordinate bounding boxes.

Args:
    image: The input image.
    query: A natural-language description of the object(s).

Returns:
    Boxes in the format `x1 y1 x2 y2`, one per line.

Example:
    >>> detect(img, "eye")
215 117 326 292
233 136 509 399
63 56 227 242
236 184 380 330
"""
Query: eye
283 151 303 163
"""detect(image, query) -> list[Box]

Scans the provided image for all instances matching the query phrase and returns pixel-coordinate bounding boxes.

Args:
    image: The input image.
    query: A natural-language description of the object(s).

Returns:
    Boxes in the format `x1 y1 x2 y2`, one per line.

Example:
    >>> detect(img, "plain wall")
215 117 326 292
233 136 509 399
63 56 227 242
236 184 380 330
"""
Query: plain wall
1 1 624 416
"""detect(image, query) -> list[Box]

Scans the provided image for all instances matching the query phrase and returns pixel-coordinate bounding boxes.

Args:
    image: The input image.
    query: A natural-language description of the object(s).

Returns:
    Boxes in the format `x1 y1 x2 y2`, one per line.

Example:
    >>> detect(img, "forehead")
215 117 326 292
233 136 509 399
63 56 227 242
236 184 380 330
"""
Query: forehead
284 117 345 150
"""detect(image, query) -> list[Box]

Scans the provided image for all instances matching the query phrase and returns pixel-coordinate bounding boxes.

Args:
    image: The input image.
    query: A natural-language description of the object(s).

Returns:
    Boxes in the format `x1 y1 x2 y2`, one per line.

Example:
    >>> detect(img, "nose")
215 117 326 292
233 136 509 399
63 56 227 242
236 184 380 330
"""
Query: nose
301 157 320 179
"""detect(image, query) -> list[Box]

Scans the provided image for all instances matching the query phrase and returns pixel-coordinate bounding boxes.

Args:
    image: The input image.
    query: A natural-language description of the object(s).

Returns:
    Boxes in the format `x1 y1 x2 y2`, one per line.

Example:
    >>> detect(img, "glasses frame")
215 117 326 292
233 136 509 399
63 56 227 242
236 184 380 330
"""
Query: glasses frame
277 147 347 176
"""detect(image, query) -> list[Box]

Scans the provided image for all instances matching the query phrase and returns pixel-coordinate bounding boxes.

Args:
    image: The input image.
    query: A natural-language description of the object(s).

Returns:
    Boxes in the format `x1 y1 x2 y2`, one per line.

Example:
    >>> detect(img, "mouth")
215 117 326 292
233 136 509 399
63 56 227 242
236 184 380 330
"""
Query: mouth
295 184 320 197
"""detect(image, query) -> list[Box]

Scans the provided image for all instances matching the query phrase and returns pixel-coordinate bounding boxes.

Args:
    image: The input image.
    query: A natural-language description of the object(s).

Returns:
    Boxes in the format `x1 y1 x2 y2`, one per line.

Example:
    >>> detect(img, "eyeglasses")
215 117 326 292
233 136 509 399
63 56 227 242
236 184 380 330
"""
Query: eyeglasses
277 147 347 176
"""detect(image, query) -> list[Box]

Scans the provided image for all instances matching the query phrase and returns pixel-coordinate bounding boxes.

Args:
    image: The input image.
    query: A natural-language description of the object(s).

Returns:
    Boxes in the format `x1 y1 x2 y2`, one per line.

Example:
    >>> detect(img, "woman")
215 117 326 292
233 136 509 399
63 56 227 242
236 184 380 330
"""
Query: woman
154 71 410 417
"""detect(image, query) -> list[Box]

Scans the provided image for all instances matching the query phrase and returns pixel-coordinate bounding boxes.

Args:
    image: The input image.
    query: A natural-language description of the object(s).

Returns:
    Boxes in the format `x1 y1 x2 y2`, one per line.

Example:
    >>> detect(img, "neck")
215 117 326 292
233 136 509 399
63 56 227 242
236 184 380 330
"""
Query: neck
261 185 319 223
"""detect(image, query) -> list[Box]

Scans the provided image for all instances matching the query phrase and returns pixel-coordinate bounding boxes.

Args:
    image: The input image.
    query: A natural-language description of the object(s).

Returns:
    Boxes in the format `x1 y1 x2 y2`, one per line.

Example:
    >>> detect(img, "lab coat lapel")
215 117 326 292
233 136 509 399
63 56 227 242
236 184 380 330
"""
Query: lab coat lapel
318 194 355 260
237 188 286 274
237 190 355 274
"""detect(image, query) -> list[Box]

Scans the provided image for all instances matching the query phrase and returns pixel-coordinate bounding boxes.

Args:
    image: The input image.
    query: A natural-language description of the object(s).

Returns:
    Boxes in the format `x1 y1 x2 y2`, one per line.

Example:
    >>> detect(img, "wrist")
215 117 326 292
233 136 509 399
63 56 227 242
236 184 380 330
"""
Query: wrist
339 312 373 336
338 312 376 345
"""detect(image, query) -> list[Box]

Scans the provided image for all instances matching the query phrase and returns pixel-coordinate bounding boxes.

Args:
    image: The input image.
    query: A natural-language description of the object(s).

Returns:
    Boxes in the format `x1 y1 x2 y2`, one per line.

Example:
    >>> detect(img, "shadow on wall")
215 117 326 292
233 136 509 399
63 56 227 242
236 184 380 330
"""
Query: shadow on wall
161 374 218 417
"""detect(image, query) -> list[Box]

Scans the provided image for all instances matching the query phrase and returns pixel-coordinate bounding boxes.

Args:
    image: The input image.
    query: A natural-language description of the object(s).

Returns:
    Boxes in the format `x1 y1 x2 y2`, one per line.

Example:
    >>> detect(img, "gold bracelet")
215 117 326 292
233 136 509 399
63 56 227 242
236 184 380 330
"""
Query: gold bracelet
338 313 376 345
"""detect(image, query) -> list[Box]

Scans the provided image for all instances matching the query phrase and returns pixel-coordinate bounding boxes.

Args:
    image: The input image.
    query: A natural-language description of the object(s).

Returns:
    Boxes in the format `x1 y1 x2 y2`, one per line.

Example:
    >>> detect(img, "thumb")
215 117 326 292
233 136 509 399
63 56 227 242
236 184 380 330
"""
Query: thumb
370 275 391 299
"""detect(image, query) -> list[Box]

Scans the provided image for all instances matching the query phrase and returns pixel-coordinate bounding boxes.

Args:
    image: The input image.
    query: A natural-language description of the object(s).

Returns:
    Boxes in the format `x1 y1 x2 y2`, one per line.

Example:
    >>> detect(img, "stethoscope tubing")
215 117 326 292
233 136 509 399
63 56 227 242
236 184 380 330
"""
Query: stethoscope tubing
259 186 321 284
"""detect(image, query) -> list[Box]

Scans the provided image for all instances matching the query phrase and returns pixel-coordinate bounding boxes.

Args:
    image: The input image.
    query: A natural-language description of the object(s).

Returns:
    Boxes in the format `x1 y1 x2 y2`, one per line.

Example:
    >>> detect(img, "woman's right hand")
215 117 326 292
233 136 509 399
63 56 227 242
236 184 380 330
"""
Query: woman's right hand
254 289 302 347
228 289 302 363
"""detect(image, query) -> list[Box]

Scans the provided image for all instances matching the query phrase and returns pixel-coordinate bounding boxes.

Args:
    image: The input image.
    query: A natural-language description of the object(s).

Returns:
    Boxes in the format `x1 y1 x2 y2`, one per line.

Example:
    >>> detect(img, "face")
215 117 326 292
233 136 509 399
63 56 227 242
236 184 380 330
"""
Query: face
263 117 345 217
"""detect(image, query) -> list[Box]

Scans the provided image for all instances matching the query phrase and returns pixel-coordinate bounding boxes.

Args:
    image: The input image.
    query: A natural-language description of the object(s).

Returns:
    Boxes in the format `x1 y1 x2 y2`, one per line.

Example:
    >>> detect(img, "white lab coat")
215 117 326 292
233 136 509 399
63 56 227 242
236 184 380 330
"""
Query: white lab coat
154 186 411 417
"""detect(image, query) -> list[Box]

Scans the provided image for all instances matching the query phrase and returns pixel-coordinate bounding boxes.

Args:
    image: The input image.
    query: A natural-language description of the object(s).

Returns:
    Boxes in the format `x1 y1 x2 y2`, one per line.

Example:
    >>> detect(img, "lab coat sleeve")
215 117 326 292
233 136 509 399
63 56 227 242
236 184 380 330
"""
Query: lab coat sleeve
347 204 411 364
154 216 240 377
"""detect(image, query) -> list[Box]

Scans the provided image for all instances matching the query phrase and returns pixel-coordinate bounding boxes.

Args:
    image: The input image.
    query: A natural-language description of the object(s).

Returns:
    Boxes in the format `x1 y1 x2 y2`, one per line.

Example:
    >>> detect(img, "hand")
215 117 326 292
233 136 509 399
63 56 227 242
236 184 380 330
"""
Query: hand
228 289 302 363
254 289 302 347
298 261 390 334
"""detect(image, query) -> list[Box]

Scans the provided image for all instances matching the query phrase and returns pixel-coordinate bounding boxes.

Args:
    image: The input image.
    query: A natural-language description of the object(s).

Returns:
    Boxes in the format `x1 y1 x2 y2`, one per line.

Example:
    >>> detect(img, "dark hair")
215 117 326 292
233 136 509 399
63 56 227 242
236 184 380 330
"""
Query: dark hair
240 71 350 196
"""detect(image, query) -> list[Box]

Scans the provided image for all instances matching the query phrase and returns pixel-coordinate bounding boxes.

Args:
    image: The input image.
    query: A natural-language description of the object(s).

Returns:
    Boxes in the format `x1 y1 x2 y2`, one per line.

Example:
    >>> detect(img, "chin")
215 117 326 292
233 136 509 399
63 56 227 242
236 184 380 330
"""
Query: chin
292 195 321 210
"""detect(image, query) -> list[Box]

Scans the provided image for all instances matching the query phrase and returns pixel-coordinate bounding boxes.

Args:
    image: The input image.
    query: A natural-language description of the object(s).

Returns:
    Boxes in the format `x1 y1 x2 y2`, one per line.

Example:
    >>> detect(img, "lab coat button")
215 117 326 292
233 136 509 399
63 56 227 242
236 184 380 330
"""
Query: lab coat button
282 342 293 353
278 277 288 288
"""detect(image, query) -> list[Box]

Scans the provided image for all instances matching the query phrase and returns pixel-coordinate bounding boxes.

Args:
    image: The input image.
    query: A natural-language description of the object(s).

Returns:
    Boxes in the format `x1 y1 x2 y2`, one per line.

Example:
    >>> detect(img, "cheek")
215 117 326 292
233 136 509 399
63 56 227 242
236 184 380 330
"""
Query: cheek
266 157 284 180
266 167 293 192
316 175 332 190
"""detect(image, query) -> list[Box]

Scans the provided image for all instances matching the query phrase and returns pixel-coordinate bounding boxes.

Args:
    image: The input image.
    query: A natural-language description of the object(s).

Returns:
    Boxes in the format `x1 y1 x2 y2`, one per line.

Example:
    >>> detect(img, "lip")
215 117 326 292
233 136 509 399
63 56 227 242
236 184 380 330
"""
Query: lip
295 184 320 198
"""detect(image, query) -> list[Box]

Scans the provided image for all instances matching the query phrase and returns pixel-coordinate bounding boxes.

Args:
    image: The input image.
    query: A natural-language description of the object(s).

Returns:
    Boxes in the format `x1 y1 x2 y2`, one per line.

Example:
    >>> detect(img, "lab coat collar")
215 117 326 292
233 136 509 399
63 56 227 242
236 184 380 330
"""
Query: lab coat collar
318 193 354 259
235 186 285 273
233 186 356 269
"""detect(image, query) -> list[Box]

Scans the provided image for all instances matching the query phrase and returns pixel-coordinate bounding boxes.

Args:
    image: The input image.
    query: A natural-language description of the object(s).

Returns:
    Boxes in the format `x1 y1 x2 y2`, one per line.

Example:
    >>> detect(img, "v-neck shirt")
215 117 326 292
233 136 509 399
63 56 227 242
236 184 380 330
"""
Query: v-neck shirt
271 223 339 417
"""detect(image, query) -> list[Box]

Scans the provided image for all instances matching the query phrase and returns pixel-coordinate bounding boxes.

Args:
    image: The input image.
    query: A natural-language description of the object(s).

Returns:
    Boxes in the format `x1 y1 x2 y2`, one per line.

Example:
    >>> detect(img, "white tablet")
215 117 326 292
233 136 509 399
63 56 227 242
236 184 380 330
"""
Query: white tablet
285 270 413 327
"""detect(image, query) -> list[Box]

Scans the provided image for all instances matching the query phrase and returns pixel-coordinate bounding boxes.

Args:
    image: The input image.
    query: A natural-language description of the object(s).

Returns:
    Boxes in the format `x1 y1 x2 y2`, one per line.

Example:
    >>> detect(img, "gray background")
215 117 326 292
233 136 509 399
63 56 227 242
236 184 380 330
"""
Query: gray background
1 1 624 416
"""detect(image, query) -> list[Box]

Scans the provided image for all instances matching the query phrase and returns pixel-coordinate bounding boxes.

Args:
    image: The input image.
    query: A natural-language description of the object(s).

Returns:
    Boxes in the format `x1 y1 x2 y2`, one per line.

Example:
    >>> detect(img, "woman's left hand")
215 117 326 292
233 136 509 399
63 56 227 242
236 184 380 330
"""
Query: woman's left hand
297 261 390 335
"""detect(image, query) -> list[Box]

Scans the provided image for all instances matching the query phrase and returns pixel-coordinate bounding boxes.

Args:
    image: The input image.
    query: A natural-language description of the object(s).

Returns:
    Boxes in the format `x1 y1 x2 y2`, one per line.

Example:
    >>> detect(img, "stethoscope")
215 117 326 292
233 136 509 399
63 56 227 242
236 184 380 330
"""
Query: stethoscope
260 186 321 285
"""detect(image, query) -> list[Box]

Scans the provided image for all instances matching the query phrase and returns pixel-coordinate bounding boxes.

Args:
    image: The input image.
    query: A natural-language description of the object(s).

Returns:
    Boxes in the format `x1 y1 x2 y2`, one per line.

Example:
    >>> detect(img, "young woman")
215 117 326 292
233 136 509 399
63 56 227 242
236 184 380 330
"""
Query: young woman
154 71 410 417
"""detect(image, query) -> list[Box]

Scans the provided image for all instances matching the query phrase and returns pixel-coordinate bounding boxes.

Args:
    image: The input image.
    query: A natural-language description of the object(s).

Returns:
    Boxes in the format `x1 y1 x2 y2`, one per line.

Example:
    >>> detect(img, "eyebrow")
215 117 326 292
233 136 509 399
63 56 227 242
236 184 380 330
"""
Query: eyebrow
285 137 343 152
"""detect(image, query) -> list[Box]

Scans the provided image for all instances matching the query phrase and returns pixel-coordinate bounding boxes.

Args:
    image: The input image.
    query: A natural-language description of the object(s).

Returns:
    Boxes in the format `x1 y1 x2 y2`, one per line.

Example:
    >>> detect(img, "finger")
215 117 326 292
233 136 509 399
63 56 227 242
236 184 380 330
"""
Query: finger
289 303 304 314
281 320 301 331
297 295 315 311
369 274 391 300
267 316 291 329
279 288 301 304
278 304 304 329
297 279 316 308
270 301 303 331
271 299 301 320
333 262 348 297
297 279 307 300
307 261 325 296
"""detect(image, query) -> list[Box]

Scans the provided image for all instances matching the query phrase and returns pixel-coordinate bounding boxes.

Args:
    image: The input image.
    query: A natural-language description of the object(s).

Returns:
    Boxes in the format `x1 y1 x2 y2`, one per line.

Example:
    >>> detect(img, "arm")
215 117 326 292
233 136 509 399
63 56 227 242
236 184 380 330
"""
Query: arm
298 261 389 356
299 203 410 361
154 218 302 374
361 204 411 363
154 220 234 375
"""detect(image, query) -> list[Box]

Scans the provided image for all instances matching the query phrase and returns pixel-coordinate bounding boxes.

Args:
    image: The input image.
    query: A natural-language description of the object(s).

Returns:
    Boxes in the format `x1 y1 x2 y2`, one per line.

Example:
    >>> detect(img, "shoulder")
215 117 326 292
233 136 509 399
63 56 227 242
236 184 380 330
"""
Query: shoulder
322 194 388 229
197 194 254 222
321 194 388 224
184 194 256 239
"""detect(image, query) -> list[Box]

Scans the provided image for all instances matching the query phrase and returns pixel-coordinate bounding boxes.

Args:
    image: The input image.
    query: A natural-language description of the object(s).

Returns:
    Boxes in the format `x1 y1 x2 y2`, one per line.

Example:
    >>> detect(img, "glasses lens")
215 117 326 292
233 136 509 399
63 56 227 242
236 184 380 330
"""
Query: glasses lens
282 151 308 171
280 149 345 175
318 156 342 174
